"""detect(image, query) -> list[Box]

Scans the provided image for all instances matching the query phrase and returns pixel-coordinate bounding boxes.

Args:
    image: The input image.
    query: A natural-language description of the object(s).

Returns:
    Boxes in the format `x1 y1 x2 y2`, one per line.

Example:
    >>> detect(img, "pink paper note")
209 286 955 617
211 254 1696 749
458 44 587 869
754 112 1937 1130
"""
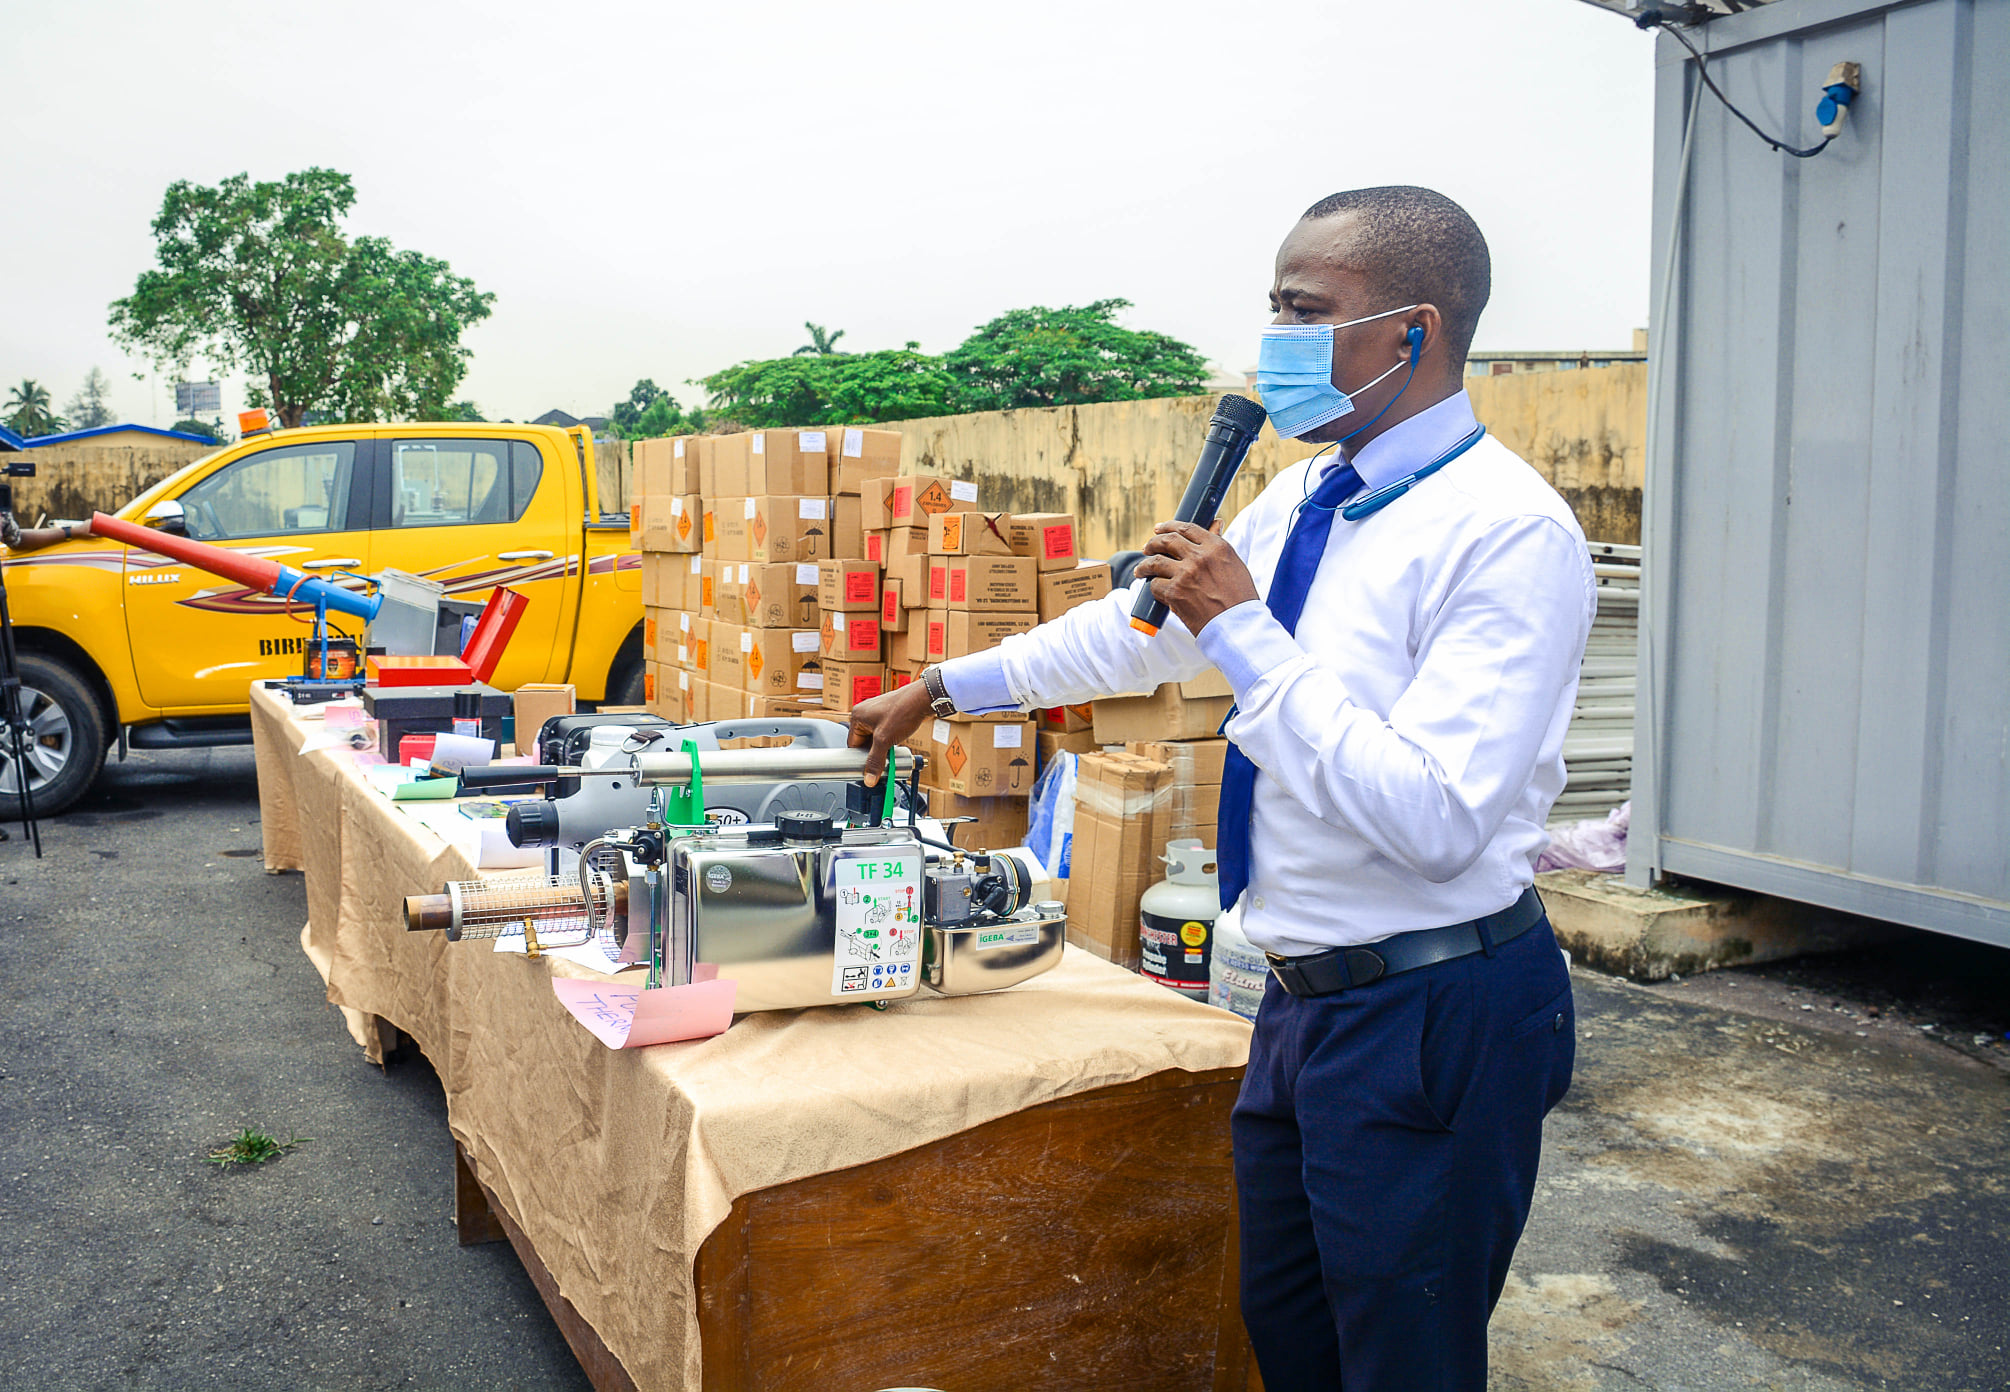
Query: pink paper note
551 976 737 1049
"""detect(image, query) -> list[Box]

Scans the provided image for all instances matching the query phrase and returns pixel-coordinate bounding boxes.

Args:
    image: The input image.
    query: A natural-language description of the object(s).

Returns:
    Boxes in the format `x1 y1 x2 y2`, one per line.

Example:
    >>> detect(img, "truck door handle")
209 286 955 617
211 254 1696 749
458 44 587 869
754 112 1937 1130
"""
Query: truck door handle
299 557 362 569
497 550 554 562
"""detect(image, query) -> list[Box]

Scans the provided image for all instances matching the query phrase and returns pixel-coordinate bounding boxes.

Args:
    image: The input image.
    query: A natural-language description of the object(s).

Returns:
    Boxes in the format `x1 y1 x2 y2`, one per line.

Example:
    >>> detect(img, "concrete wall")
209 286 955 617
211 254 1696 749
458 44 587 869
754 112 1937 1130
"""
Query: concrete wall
886 363 1645 558
4 440 219 523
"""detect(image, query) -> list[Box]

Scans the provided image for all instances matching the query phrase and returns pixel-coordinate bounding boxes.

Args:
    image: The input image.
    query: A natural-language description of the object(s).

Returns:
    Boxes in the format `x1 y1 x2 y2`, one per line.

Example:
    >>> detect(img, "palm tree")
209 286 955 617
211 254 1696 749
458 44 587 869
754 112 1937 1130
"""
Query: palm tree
793 323 846 356
4 380 64 437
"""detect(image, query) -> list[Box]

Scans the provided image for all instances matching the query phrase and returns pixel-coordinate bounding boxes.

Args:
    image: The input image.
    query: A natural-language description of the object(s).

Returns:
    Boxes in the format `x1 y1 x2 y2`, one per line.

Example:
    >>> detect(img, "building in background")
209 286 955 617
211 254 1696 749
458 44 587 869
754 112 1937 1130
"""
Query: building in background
1466 329 1648 377
20 424 214 449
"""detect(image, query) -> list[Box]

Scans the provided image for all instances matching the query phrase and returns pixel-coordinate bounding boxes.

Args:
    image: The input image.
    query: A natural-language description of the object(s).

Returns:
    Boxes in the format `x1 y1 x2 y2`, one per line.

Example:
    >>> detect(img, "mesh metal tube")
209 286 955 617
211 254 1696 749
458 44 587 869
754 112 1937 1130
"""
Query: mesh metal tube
403 872 624 944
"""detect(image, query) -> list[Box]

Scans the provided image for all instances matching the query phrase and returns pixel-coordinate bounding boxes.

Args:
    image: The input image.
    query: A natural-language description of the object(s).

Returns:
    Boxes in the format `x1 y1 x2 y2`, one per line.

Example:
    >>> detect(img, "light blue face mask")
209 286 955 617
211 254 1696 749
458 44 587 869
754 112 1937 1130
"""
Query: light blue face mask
1255 304 1421 439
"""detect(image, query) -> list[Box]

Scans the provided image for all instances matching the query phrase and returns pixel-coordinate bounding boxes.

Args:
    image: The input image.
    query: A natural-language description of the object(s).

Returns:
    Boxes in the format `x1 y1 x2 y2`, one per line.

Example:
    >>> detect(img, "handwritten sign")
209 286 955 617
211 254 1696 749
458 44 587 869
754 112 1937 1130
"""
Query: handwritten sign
551 976 736 1049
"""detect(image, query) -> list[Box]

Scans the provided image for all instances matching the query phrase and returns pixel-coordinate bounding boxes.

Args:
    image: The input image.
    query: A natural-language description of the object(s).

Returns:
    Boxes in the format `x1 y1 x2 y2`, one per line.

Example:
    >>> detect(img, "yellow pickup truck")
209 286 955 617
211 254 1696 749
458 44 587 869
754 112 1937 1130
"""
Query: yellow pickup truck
1 421 642 814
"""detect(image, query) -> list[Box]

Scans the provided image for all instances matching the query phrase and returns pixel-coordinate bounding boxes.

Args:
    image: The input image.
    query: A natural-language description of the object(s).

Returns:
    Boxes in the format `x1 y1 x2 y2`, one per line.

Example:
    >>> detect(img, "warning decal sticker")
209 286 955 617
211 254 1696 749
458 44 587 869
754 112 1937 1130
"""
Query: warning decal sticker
831 849 922 997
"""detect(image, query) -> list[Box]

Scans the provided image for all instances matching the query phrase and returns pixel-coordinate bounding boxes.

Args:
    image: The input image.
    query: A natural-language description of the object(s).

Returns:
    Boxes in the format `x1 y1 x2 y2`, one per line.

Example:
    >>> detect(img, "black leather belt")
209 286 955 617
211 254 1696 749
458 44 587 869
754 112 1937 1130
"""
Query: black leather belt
1265 887 1546 998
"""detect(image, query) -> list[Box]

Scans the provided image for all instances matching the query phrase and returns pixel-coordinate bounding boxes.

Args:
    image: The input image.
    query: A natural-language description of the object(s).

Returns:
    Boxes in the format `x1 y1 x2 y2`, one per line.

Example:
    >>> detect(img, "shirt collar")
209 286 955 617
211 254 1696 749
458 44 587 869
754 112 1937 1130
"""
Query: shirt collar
1320 389 1479 493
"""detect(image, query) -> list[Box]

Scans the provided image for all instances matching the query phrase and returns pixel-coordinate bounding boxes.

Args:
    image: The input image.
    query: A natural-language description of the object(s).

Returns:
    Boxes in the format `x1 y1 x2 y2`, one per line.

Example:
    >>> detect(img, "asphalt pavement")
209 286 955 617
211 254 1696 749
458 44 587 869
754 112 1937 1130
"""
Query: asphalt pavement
0 746 2004 1391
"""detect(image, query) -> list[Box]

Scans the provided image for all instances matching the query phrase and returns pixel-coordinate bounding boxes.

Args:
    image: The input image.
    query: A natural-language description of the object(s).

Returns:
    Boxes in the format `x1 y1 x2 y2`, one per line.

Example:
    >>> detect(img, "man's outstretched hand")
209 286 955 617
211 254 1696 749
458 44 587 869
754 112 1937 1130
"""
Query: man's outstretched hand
846 679 936 785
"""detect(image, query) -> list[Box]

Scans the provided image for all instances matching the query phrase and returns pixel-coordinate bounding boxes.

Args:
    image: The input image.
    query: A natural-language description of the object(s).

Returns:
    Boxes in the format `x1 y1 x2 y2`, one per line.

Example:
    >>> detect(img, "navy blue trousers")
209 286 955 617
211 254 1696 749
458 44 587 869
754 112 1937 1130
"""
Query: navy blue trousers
1232 918 1575 1391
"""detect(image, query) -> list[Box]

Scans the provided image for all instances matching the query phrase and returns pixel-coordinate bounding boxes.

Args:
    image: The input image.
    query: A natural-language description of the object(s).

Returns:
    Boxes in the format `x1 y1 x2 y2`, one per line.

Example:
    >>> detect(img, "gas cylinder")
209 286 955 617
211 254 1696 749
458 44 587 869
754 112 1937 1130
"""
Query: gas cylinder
1207 903 1267 1022
1139 839 1219 1002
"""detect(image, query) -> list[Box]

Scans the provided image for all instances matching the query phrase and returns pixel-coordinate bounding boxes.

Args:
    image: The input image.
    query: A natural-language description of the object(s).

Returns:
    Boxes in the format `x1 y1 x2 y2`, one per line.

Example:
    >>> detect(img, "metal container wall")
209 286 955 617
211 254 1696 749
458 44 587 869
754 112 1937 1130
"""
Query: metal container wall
1632 0 2008 945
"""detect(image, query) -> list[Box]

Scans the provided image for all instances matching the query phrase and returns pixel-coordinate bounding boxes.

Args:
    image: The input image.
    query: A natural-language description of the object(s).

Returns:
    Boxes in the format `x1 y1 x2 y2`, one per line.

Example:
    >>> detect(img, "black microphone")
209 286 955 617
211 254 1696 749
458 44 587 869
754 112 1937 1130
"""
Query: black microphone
1129 393 1269 636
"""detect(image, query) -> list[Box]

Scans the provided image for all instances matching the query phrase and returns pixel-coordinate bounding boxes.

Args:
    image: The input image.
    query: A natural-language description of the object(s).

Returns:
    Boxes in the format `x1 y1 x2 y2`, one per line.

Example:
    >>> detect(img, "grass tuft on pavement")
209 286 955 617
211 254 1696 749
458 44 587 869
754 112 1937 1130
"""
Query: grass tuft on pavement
206 1127 309 1167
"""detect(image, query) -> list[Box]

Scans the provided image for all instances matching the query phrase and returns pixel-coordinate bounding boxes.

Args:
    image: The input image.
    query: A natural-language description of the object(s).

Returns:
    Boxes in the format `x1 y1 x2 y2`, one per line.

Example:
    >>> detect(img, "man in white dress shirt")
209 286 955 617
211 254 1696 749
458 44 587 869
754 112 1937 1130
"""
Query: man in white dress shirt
849 186 1590 1391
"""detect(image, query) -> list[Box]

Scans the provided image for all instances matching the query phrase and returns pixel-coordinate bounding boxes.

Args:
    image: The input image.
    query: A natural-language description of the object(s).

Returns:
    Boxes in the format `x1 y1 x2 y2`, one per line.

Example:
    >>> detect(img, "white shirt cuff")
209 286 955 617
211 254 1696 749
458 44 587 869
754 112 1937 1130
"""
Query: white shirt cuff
1193 600 1304 702
936 649 1022 714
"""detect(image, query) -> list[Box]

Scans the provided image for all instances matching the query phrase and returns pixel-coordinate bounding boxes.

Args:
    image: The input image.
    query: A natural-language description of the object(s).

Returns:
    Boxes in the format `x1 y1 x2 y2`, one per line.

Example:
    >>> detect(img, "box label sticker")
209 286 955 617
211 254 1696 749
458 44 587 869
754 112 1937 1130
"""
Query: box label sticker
739 631 754 653
670 496 685 516
915 480 951 516
747 645 764 679
743 498 759 519
932 719 950 745
673 438 685 458
866 533 883 562
929 565 947 600
751 513 768 547
680 612 691 631
844 428 864 458
751 434 765 454
892 483 913 518
851 673 883 704
881 592 898 624
799 430 827 453
677 510 693 541
800 498 827 520
690 555 702 573
845 571 876 603
798 670 825 690
795 562 819 586
792 631 819 653
830 849 922 997
703 511 715 542
945 734 969 775
992 724 1023 748
949 569 967 602
847 619 877 652
1043 522 1074 559
939 514 963 552
948 479 979 504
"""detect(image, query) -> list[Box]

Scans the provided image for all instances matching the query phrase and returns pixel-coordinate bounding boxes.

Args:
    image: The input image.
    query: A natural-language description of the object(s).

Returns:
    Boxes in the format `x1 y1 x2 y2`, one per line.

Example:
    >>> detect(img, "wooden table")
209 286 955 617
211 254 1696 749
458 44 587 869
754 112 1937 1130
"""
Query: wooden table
250 684 1257 1390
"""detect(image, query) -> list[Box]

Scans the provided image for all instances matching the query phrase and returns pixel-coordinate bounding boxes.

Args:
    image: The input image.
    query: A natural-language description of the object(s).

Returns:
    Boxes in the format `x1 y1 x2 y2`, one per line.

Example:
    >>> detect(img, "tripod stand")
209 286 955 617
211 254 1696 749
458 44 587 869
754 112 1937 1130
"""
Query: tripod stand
0 477 44 856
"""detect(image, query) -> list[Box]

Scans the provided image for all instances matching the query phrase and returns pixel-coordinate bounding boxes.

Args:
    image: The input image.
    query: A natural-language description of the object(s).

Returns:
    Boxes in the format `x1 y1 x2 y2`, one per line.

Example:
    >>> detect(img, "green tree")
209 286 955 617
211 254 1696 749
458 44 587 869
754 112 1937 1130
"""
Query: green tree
109 168 494 429
4 380 64 437
170 417 224 443
65 368 115 430
793 322 846 356
942 298 1209 412
698 346 956 429
608 379 708 438
444 400 485 421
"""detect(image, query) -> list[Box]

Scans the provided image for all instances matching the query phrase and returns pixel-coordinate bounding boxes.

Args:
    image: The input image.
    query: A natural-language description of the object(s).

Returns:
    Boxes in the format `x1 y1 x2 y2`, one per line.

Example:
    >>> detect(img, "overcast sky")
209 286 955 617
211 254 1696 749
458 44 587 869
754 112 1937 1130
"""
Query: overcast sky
5 0 1656 431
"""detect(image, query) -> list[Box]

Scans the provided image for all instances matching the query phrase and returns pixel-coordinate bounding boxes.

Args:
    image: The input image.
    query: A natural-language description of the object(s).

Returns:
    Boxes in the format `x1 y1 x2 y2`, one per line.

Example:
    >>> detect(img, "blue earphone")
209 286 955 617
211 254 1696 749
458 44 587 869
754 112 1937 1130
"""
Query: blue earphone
1299 319 1489 521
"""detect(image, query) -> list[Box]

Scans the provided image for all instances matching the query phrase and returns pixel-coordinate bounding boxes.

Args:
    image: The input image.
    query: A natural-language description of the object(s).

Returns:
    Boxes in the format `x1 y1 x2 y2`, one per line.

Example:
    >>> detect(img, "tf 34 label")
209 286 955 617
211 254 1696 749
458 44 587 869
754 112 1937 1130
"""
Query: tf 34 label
830 850 922 997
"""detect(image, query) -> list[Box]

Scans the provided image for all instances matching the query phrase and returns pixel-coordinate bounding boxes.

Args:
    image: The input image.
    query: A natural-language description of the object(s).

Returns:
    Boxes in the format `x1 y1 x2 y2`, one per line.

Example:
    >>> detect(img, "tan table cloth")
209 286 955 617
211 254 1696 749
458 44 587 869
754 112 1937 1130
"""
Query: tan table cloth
250 683 1253 1389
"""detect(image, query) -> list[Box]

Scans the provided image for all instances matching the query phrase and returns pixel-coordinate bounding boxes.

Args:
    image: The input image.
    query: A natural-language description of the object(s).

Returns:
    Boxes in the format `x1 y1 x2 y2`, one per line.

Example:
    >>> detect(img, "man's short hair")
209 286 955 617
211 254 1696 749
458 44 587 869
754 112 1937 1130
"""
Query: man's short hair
1302 187 1491 369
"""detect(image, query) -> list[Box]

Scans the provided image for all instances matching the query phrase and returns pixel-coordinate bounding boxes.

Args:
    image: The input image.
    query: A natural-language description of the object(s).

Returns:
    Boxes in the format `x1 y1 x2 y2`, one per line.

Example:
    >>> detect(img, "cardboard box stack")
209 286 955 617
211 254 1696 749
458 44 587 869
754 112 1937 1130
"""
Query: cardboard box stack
1127 737 1228 850
635 434 706 723
1064 751 1175 968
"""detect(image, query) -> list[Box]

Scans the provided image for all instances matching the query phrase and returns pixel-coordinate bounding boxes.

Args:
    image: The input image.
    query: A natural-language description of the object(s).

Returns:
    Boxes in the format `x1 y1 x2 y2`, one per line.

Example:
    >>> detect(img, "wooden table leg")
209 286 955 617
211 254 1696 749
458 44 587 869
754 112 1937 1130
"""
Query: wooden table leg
454 1141 506 1247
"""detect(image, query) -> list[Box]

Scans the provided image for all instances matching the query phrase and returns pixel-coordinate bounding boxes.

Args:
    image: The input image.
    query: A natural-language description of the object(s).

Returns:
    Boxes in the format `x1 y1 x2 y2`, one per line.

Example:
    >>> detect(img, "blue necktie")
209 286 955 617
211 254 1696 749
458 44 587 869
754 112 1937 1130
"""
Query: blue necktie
1214 459 1365 911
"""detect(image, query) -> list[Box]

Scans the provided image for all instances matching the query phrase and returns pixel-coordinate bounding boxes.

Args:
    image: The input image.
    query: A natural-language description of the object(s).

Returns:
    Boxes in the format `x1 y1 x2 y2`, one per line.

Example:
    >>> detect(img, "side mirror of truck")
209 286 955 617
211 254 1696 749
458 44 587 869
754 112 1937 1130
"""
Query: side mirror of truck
142 499 188 538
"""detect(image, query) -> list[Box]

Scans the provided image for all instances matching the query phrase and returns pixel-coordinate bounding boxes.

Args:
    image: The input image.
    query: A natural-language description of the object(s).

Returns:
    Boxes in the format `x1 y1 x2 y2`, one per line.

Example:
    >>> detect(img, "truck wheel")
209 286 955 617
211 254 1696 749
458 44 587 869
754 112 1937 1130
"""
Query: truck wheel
606 656 646 708
0 652 110 818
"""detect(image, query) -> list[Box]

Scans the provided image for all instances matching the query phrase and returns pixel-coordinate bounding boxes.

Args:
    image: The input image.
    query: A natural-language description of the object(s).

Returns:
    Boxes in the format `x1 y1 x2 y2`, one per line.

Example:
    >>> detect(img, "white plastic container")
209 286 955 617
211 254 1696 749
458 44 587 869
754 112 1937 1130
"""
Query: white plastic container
1207 902 1267 1023
1139 838 1219 1002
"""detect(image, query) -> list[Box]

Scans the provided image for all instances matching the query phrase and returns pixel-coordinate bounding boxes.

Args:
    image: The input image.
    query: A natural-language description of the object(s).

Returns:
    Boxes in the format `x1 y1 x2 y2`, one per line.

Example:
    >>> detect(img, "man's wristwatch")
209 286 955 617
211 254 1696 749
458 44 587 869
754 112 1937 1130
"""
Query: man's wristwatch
921 667 958 719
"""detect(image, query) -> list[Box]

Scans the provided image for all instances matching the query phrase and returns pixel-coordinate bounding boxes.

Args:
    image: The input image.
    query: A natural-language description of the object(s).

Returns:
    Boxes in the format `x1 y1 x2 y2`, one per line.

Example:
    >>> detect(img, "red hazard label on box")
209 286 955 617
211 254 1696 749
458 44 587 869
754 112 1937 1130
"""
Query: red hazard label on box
845 571 875 602
1043 522 1074 559
949 570 967 602
929 565 947 600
